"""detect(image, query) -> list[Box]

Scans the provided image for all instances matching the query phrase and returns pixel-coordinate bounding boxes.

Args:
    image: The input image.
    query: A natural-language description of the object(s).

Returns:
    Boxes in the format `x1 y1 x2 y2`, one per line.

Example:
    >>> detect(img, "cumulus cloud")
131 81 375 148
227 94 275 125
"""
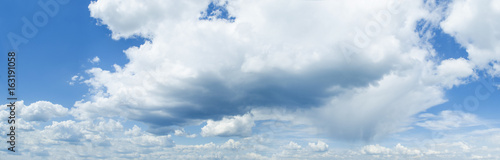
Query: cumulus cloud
88 0 208 40
283 141 302 150
124 124 174 148
90 56 100 64
174 128 196 138
3 110 500 159
361 144 391 155
220 139 241 150
441 0 500 70
361 143 421 156
0 117 177 159
492 63 500 76
40 120 85 143
127 131 174 147
19 101 68 122
69 75 84 85
308 140 329 152
201 113 254 137
434 58 476 88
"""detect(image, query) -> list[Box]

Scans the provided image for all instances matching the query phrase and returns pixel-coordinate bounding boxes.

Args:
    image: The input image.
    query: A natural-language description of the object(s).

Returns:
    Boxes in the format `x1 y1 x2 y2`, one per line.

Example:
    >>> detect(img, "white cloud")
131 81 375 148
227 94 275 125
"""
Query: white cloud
125 125 142 136
71 75 79 81
88 0 208 40
69 75 84 85
283 141 302 150
90 118 124 133
201 113 254 137
245 152 269 160
90 56 100 64
0 117 179 159
122 124 174 147
19 101 68 122
174 128 196 138
3 111 500 159
220 139 241 150
441 0 500 70
434 58 475 88
308 140 329 152
128 133 174 147
360 143 422 157
394 143 422 155
41 120 85 143
416 110 482 130
361 144 392 155
491 62 500 77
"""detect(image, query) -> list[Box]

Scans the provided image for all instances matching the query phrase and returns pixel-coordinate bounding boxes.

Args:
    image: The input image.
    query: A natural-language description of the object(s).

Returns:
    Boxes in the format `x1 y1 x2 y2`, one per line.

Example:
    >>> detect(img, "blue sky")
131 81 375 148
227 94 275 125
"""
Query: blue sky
1 0 500 159
0 0 143 107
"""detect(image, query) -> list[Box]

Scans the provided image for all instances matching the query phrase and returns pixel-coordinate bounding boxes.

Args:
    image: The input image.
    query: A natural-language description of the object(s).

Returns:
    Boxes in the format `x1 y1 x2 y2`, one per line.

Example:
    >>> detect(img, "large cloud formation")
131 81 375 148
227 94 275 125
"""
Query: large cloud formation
69 0 495 141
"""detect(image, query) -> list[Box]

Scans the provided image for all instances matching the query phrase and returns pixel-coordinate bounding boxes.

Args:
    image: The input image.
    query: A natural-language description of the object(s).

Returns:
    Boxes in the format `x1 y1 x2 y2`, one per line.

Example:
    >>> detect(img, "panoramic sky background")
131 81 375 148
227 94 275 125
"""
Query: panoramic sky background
1 0 500 159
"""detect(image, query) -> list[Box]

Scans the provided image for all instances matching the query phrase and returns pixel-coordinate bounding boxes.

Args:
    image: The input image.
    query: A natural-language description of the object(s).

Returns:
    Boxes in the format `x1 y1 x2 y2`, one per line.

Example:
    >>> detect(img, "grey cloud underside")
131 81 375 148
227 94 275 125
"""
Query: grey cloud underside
129 55 394 130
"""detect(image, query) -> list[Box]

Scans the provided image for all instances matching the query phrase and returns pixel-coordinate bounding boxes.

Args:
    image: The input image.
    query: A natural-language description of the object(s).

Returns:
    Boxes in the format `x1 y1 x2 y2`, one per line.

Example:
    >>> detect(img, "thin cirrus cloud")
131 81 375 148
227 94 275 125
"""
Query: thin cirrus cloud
416 110 483 130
